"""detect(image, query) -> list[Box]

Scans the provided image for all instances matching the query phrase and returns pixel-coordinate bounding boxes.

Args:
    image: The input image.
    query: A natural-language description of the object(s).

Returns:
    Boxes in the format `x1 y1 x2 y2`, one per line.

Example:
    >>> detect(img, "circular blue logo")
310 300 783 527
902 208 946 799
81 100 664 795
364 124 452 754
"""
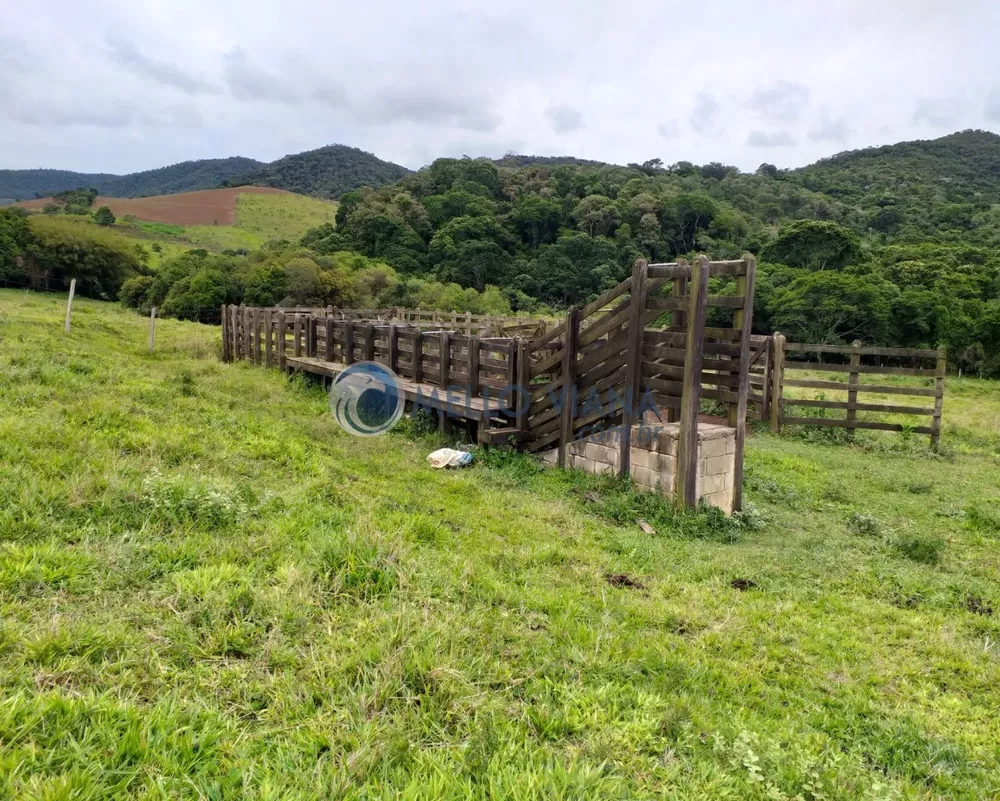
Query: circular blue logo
330 361 405 437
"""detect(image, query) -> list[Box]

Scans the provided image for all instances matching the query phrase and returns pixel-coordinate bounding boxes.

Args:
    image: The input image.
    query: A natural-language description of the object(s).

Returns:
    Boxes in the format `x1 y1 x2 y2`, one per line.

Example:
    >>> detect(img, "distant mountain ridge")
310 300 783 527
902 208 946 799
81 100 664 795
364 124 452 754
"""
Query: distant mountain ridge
0 146 410 202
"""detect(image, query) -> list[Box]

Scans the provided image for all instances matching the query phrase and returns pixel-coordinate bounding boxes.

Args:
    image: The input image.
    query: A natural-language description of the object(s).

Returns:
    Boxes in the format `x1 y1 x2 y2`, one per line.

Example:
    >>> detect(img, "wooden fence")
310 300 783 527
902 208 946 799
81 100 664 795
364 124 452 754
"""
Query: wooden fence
223 255 759 511
247 306 547 338
223 306 519 420
522 255 757 510
767 335 946 447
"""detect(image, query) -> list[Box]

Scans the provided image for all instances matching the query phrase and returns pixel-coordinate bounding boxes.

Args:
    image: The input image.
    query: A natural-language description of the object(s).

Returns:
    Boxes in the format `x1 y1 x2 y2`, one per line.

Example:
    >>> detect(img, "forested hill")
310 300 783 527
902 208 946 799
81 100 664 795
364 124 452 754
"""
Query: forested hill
0 146 410 201
224 145 411 199
787 129 1000 242
0 158 263 201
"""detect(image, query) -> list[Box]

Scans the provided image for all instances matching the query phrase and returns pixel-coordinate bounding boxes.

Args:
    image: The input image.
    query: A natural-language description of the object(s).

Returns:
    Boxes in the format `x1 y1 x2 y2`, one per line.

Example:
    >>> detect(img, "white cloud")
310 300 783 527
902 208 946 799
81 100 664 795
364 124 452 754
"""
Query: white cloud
2 0 1000 173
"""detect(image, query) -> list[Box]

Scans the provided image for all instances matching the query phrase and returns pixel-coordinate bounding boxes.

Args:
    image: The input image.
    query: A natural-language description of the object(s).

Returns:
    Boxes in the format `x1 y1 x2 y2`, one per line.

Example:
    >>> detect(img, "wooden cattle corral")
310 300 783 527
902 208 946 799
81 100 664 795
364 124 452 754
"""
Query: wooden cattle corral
224 255 759 511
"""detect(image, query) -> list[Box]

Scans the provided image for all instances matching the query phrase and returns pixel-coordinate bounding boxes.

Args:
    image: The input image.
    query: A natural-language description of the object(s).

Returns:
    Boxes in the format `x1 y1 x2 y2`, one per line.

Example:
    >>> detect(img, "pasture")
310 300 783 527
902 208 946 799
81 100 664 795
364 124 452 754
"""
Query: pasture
17 188 339 261
1 290 999 800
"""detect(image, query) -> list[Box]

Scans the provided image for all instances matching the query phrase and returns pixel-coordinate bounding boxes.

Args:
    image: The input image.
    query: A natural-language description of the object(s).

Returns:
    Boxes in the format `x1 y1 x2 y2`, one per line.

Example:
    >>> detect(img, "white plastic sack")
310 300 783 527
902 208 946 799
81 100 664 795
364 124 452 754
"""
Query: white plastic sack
427 448 474 468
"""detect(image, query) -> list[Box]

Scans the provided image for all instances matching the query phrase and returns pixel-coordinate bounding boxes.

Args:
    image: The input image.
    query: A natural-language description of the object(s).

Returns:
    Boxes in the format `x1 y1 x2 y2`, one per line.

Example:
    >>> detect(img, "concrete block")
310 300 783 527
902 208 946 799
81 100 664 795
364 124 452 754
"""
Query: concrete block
656 429 680 456
698 472 729 496
725 436 736 455
701 490 733 515
592 461 615 476
630 424 659 451
540 449 558 465
700 454 734 478
631 447 661 471
631 465 662 489
699 437 729 460
583 441 613 465
697 424 733 441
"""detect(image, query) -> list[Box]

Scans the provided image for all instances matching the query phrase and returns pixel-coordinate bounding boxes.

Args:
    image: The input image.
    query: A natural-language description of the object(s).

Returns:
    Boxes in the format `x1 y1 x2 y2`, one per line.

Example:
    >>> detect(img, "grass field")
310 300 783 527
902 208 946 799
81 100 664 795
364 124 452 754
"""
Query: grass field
1 291 999 800
20 189 338 265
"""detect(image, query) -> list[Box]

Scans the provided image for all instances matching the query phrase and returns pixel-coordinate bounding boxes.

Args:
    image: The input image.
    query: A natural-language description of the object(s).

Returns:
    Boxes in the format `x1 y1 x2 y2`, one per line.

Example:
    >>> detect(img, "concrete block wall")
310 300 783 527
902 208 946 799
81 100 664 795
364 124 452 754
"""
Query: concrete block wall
540 422 736 515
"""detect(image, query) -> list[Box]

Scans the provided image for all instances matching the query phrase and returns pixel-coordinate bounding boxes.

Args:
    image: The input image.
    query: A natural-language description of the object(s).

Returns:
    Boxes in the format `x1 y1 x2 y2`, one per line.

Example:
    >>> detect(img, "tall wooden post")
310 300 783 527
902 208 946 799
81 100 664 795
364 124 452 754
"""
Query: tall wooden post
516 337 530 433
231 305 239 360
676 256 709 509
388 324 399 373
931 345 946 449
440 331 451 387
253 310 262 364
413 329 424 384
364 324 375 361
618 260 649 478
277 311 287 370
344 322 355 365
244 307 253 362
846 340 862 440
759 336 772 423
557 306 580 469
730 255 756 512
769 333 786 433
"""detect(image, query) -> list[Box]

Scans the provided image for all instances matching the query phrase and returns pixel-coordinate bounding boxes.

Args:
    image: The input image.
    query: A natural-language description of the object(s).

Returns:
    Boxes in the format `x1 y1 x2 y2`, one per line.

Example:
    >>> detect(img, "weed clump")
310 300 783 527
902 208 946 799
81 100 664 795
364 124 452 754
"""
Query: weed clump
846 511 880 536
318 533 398 600
894 533 945 565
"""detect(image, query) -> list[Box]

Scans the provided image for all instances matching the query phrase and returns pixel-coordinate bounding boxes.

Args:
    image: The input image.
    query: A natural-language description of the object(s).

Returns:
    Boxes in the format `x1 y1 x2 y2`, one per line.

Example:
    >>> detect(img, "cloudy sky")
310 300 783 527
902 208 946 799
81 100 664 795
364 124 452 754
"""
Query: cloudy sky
3 0 998 175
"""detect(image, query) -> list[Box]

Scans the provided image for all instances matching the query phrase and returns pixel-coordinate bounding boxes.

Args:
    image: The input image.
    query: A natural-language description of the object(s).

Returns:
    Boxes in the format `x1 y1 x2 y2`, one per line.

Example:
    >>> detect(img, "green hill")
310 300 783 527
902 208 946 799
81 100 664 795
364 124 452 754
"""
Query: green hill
226 144 411 199
787 129 1000 243
0 146 410 202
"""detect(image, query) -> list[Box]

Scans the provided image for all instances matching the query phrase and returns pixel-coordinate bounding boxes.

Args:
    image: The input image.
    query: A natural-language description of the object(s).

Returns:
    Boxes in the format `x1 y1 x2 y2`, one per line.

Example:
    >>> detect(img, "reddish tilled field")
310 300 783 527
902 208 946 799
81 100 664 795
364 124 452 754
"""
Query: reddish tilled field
19 186 289 226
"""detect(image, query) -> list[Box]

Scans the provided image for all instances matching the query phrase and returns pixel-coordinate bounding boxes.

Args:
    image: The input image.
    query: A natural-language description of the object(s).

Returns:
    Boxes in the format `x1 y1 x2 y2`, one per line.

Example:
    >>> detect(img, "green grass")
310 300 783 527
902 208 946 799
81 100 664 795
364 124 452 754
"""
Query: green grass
234 191 338 241
184 224 266 252
1 290 999 799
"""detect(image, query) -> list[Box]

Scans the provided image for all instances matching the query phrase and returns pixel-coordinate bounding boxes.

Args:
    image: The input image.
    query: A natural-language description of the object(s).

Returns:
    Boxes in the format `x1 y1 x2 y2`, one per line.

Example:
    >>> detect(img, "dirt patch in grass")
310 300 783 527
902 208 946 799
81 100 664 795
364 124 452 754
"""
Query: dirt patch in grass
19 186 291 225
605 573 646 590
730 578 758 592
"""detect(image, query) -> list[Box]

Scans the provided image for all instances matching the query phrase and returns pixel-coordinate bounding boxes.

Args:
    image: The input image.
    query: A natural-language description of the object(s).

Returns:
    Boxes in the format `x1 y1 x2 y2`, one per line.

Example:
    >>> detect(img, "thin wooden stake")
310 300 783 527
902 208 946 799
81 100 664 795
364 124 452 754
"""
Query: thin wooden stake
148 306 157 353
64 278 76 333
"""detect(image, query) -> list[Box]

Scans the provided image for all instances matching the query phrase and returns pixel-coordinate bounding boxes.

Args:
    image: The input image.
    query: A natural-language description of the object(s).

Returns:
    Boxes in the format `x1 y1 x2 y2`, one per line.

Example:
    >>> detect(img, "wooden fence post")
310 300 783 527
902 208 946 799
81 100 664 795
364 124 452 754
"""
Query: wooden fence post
254 310 263 364
277 311 286 370
264 310 273 366
344 322 355 365
516 337 530 433
324 318 334 362
676 256 709 509
244 307 252 362
619 259 649 478
759 336 772 423
221 304 230 362
230 305 239 361
148 306 157 353
558 306 580 469
730 255 756 513
468 335 480 404
770 333 785 433
931 345 946 449
64 278 76 334
847 340 862 440
388 324 399 373
465 311 472 335
440 331 451 387
364 324 375 361
413 329 424 384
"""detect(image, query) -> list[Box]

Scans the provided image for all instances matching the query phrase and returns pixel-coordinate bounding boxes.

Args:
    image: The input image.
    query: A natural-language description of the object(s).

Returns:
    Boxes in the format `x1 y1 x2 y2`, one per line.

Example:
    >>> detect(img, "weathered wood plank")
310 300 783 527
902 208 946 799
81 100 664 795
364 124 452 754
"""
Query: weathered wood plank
677 257 709 508
619 259 648 477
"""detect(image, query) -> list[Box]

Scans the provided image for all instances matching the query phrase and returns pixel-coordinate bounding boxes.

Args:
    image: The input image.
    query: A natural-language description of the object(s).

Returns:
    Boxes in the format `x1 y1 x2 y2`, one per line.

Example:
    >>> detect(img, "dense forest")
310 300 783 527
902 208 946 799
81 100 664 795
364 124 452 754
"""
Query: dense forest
225 145 412 199
0 158 263 201
2 130 999 375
